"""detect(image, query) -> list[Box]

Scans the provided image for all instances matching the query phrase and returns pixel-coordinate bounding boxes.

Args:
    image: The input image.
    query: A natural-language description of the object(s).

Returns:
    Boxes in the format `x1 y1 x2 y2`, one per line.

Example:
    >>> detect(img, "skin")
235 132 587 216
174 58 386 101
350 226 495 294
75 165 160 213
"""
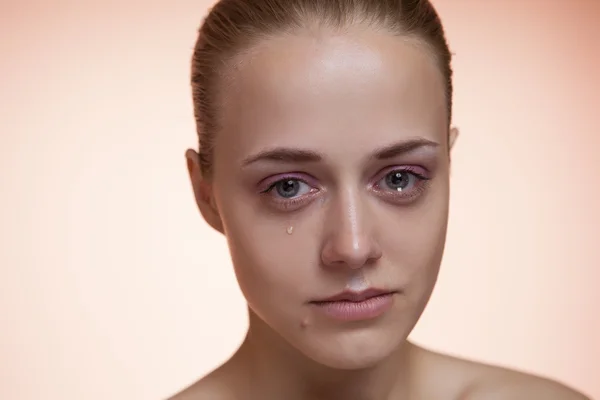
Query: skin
175 25 590 400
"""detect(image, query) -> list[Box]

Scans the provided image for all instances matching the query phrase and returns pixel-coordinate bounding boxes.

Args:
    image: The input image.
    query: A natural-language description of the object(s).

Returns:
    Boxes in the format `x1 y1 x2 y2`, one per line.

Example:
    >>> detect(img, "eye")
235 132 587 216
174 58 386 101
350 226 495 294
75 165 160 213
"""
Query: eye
380 169 421 192
270 179 313 199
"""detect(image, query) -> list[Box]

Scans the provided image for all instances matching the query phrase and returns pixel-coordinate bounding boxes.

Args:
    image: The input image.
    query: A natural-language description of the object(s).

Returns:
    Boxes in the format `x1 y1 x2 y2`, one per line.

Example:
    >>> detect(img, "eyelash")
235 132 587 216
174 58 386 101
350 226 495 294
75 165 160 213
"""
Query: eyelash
259 176 318 210
260 166 431 210
371 166 431 203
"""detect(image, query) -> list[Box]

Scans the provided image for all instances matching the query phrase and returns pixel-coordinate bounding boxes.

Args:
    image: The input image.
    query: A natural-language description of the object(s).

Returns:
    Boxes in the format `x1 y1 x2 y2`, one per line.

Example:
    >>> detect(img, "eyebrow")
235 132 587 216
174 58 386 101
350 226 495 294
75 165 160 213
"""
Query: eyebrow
241 137 439 167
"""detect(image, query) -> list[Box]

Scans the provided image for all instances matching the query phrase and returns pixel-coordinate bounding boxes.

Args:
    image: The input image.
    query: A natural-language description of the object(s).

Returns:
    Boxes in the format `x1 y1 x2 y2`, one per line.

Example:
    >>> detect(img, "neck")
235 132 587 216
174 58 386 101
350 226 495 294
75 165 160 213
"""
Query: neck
233 310 417 400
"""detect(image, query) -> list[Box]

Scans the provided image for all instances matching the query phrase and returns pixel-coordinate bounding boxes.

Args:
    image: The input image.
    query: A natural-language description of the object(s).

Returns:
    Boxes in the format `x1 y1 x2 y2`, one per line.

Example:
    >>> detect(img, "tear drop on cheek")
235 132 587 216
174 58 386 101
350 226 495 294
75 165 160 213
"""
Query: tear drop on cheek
286 226 294 235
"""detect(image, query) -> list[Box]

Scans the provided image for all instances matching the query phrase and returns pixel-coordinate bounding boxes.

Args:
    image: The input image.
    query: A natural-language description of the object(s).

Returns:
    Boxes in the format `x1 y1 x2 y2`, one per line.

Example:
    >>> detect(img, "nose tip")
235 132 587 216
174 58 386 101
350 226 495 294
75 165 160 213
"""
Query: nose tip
320 189 381 269
320 230 382 269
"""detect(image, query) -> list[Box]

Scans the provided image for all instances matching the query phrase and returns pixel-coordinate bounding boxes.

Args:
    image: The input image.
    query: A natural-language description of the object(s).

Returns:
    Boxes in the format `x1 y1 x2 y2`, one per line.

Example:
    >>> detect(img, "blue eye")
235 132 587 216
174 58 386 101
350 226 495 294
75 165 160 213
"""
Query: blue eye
270 179 312 198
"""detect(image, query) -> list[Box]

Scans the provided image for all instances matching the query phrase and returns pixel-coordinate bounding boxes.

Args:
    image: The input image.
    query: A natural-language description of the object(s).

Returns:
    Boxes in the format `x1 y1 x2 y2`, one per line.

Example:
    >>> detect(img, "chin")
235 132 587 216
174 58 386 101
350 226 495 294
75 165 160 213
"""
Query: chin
297 327 406 370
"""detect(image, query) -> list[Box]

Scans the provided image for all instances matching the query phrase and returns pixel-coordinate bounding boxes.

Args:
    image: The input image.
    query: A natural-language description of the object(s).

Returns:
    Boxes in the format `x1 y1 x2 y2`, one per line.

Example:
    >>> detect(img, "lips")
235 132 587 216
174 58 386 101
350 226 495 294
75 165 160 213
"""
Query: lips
309 288 396 322
312 288 395 304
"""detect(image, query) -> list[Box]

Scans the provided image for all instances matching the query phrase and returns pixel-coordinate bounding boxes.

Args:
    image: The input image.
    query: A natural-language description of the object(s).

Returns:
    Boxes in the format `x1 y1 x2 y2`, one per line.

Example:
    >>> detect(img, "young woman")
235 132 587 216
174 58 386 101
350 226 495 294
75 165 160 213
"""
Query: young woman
172 0 589 398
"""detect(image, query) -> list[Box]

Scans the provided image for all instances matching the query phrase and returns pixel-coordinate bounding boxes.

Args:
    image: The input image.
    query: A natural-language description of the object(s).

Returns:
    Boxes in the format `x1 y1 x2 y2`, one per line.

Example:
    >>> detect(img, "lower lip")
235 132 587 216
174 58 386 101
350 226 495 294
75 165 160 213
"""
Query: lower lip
311 293 394 322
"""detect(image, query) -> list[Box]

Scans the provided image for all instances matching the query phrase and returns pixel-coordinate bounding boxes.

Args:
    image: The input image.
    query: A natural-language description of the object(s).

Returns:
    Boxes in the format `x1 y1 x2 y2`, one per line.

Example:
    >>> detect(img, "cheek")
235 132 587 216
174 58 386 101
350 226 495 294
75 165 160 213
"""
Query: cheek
216 180 325 291
382 186 449 285
224 223 321 330
221 206 316 304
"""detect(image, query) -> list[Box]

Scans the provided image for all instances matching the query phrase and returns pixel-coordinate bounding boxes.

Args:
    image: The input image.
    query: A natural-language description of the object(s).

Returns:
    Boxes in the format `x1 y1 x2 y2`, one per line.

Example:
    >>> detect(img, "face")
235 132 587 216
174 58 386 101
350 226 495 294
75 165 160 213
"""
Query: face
189 26 457 369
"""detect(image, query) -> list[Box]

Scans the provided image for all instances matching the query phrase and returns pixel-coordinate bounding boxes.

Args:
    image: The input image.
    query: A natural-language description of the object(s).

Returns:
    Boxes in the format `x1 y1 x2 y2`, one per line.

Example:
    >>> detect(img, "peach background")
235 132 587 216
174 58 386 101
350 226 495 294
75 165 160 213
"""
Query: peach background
1 0 599 399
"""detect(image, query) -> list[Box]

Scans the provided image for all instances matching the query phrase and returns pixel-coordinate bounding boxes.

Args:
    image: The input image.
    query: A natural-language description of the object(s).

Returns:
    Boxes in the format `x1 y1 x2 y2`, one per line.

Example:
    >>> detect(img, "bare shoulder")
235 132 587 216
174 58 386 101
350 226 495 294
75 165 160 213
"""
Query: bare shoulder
463 368 590 400
413 345 590 400
166 367 237 400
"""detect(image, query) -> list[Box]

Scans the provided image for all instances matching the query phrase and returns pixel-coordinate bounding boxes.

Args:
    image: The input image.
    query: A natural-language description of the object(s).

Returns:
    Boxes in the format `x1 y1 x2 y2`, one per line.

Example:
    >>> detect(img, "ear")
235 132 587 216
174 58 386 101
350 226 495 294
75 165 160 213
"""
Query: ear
447 126 459 175
185 149 224 234
448 126 459 152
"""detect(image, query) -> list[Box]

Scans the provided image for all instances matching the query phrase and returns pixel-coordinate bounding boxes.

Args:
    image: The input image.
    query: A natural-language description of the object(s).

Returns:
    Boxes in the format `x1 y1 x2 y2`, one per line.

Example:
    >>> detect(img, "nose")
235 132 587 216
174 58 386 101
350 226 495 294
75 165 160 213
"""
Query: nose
320 188 382 269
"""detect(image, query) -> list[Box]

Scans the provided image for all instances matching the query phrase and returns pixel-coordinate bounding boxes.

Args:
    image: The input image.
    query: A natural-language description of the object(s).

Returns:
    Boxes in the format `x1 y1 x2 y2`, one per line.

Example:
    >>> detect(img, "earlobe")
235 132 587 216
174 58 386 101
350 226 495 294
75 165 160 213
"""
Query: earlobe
185 149 225 234
197 181 225 234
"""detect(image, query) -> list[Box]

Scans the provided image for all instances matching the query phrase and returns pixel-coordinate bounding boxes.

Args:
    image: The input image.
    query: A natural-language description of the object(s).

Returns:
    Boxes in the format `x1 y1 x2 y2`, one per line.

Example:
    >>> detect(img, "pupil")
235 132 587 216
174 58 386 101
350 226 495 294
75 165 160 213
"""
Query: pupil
278 180 299 197
387 171 409 190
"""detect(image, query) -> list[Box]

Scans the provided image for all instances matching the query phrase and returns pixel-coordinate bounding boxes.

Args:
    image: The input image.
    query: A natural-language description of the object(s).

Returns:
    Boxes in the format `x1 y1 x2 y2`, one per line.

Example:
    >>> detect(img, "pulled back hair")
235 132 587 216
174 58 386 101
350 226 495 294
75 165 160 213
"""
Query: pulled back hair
191 0 453 176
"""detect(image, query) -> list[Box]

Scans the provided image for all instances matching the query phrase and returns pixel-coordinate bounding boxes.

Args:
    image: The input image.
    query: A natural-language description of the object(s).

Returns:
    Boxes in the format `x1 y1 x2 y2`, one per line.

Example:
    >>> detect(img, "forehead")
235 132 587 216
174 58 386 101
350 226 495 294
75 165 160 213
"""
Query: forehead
215 28 448 165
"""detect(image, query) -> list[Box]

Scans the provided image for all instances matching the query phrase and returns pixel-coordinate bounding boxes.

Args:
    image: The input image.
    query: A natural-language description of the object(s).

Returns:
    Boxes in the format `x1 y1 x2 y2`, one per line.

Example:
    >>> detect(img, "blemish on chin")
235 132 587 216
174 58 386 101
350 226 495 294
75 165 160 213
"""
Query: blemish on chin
300 316 310 329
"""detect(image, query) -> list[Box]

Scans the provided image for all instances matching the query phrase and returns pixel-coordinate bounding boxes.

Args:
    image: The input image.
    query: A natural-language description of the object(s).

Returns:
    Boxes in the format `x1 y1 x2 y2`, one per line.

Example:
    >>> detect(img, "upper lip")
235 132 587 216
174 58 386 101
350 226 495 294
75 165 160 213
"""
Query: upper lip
312 288 394 303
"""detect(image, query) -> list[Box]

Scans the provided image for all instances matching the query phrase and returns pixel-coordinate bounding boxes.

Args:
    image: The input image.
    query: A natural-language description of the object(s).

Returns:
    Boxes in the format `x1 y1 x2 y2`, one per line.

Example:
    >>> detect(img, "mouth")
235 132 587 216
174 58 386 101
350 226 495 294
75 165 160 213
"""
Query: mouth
309 289 397 322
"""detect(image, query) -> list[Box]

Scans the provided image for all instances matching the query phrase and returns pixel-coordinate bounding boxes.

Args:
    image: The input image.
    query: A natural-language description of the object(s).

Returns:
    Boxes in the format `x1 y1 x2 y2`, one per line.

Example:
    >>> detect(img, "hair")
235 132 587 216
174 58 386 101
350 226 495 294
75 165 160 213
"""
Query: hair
191 0 453 177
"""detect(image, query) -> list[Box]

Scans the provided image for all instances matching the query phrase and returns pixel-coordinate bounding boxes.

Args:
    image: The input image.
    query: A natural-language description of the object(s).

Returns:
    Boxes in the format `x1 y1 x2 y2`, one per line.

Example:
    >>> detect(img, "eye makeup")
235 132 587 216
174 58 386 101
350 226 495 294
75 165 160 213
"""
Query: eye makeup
369 165 432 204
256 163 434 212
258 172 321 211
